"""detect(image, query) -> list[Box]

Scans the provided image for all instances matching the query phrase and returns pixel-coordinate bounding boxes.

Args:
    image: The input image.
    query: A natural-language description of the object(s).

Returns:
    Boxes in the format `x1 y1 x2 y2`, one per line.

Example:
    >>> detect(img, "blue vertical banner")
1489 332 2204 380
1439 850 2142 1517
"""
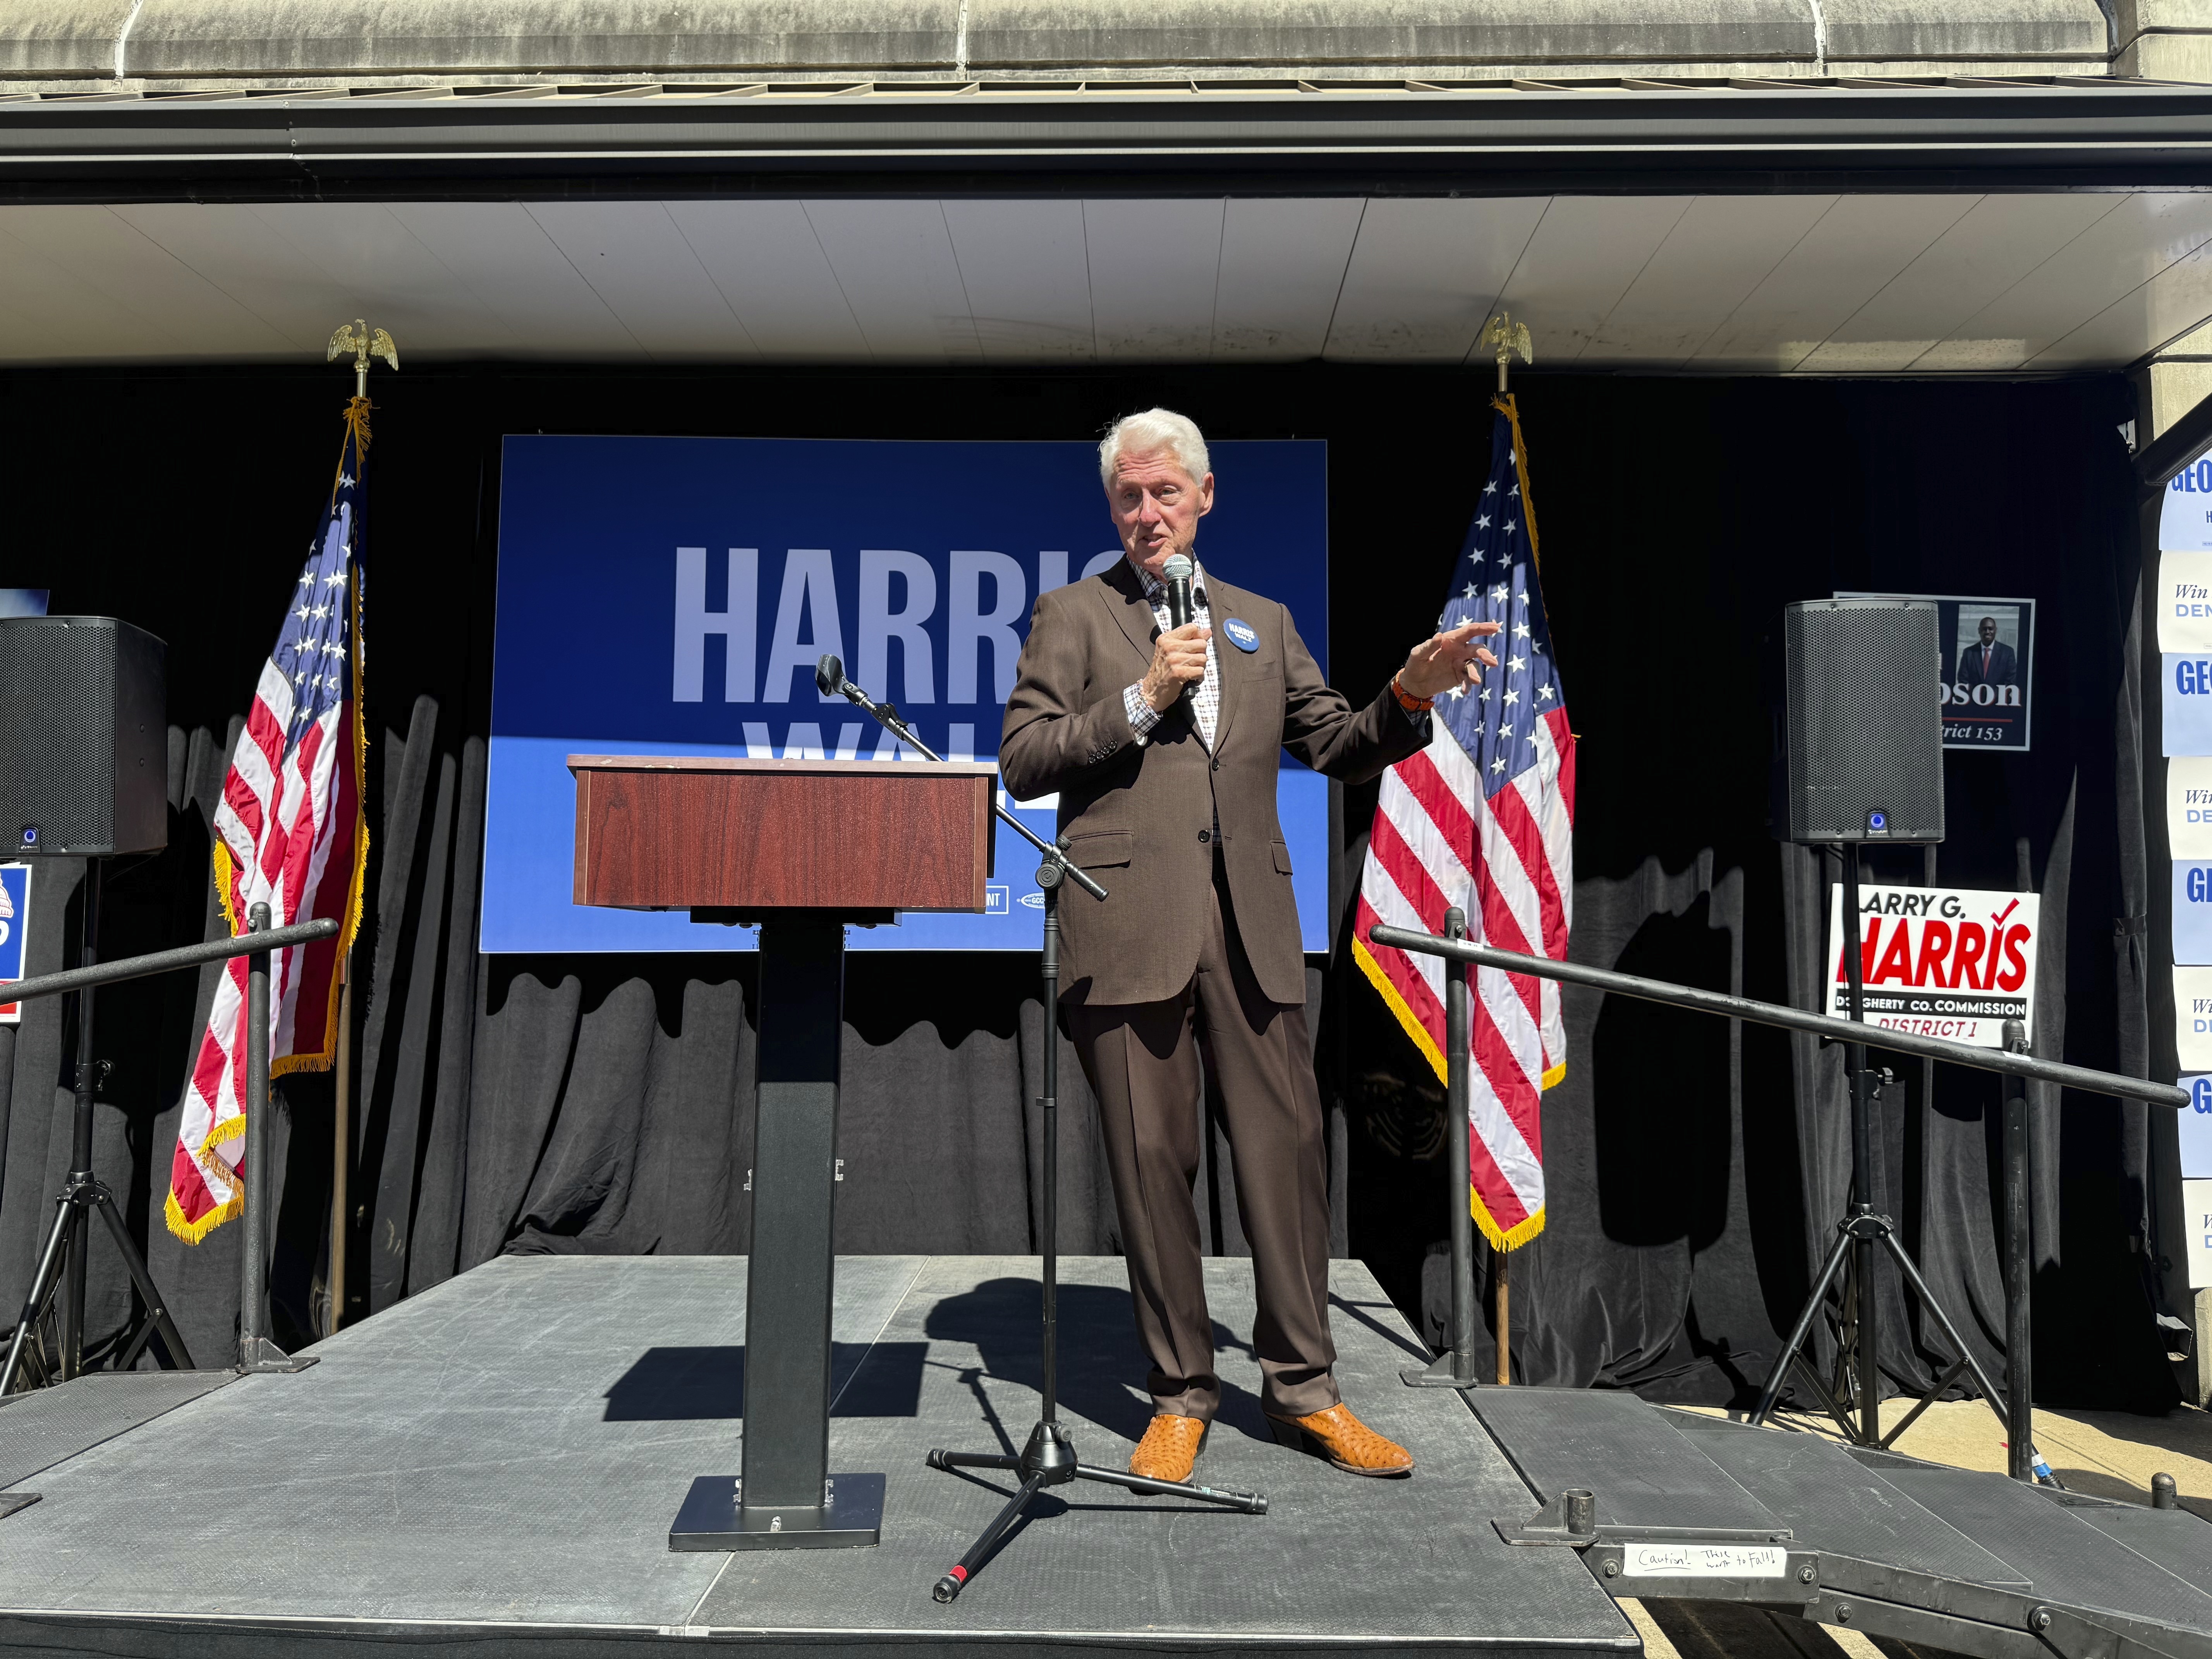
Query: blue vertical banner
2167 453 2212 1287
484 436 1331 952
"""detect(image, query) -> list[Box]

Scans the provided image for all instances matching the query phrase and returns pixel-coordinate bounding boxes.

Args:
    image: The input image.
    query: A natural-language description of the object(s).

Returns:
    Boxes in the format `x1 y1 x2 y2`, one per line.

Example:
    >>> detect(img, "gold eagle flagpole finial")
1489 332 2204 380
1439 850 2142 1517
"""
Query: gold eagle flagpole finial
1482 312 1533 395
327 319 398 400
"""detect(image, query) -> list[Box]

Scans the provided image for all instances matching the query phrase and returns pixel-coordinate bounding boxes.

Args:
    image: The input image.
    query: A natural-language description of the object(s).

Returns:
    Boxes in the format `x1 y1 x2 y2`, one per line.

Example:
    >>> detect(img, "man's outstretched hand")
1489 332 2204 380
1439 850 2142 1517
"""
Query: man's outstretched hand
1397 621 1502 702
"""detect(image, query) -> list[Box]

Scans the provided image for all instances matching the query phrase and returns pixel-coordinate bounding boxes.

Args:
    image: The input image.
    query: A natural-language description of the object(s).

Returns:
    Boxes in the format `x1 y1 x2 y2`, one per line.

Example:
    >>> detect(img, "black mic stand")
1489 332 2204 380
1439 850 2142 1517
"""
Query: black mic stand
813 658 1265 1604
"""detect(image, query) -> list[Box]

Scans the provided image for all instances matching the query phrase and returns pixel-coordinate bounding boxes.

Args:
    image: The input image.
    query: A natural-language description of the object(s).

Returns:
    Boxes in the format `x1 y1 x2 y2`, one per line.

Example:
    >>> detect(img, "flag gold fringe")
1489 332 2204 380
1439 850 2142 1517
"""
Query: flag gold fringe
212 840 242 939
164 1111 247 1243
1476 1195 1546 1252
1353 937 1557 1251
163 1186 240 1245
1353 934 1448 1086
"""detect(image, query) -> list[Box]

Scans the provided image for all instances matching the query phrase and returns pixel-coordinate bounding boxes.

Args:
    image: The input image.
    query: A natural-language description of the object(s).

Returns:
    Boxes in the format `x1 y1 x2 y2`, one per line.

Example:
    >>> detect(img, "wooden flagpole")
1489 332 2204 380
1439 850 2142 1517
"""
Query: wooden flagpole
1480 311 1534 1386
329 953 352 1333
319 321 392 1335
1496 1251 1510 1385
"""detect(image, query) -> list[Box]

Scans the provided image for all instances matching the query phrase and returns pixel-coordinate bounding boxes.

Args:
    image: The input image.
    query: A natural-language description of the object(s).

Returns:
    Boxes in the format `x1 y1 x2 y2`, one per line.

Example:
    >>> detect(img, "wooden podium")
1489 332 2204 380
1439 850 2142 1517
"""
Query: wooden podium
570 756 996 1550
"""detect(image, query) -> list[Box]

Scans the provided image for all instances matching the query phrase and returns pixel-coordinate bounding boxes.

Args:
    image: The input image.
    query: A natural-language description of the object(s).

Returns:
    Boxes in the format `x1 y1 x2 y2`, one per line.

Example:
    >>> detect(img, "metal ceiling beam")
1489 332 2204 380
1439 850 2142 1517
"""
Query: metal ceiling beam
0 81 2210 202
2138 394 2212 497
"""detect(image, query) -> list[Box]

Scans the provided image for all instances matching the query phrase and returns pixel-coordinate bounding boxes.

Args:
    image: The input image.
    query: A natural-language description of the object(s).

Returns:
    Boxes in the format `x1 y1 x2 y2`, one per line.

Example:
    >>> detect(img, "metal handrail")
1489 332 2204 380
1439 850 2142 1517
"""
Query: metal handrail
1366 926 2188 1109
0 909 339 1389
1 916 339 1006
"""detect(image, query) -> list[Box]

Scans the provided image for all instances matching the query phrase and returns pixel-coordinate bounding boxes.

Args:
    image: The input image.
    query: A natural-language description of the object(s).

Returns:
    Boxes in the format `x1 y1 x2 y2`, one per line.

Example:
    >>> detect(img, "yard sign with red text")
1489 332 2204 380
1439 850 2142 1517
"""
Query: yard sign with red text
1827 883 2039 1050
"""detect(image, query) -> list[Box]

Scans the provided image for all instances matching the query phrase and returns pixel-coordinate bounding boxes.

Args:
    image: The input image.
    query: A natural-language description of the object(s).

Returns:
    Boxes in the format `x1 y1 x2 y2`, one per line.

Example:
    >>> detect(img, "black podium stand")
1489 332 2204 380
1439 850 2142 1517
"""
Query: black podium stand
569 754 997 1551
667 917 887 1549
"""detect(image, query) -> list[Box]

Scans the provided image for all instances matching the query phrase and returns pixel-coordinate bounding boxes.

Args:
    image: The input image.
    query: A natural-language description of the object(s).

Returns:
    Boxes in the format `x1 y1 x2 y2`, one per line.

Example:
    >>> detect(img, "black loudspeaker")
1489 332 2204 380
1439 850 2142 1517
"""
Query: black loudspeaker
0 616 167 858
1779 599 1944 845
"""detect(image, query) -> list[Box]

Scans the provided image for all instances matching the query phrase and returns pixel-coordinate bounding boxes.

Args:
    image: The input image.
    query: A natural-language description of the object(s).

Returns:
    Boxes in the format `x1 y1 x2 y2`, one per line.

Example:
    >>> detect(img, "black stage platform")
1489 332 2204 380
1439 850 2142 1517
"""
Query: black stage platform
0 1256 1635 1659
9 1254 2208 1659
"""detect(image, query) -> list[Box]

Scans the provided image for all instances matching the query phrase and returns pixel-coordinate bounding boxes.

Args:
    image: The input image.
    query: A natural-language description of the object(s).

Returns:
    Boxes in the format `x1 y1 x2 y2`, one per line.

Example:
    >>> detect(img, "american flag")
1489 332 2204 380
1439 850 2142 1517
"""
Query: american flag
1353 396 1574 1250
167 404 370 1242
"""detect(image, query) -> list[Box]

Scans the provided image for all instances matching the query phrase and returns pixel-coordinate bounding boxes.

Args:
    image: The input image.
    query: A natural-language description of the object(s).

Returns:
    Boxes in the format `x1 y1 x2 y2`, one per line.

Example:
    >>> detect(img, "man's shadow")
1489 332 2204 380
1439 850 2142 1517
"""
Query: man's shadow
922 1277 1270 1449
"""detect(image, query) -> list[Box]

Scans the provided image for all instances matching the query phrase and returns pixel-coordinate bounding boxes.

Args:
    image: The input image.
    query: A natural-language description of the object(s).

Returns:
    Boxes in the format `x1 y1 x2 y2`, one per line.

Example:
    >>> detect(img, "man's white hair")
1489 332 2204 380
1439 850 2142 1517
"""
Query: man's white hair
1099 408 1211 489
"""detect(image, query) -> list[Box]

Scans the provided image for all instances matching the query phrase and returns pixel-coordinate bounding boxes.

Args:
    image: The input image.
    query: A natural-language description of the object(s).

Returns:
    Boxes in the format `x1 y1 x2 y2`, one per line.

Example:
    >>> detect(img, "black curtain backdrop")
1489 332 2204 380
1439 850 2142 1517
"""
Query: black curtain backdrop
0 364 2178 1413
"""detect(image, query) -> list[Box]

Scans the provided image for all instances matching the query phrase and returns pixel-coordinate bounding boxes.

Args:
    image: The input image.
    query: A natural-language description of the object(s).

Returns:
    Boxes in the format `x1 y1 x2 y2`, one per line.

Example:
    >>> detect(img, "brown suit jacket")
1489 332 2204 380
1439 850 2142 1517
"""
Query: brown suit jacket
1000 559 1428 1007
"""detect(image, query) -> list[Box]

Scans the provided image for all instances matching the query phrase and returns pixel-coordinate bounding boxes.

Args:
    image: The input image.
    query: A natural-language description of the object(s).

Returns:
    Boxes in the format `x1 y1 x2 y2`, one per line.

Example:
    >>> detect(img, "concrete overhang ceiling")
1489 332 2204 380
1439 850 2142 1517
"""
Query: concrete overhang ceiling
0 0 2208 375
0 0 2125 89
1 188 2210 373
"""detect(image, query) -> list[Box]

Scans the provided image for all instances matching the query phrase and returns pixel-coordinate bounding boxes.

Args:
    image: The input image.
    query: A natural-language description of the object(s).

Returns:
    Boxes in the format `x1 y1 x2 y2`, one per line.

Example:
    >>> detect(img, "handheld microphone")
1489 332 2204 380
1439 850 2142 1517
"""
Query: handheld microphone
1163 554 1195 632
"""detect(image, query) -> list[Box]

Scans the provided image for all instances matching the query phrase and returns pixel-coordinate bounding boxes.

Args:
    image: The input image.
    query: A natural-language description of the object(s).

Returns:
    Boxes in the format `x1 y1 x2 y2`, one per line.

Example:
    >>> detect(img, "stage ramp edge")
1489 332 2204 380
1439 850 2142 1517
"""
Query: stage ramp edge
1465 1386 2212 1659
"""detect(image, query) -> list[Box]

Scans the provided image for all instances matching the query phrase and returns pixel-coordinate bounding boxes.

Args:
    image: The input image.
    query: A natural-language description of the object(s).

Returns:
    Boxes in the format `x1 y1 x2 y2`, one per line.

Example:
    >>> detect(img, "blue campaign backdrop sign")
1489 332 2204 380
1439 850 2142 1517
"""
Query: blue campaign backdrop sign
484 436 1331 953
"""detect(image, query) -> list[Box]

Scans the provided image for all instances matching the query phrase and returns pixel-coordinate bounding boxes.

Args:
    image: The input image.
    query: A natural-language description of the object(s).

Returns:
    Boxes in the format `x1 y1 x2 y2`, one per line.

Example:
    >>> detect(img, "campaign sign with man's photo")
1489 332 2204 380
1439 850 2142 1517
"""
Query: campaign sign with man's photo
1827 881 2040 1049
1838 593 2034 752
0 862 28 1024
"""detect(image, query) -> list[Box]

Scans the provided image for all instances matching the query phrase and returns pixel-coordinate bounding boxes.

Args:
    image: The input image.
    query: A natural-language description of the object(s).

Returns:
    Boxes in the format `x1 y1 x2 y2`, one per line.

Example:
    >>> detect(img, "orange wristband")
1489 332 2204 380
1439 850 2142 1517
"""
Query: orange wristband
1392 673 1434 714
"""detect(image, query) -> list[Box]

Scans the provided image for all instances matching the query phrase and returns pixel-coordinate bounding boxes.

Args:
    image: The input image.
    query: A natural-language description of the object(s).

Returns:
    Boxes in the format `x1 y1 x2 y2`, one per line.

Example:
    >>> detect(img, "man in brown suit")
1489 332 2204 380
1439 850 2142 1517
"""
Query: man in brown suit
1000 409 1496 1484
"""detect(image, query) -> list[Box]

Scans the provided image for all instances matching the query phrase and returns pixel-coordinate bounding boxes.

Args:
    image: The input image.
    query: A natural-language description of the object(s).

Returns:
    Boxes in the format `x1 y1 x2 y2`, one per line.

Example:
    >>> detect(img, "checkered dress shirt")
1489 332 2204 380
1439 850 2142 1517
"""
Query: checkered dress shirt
1123 558 1220 749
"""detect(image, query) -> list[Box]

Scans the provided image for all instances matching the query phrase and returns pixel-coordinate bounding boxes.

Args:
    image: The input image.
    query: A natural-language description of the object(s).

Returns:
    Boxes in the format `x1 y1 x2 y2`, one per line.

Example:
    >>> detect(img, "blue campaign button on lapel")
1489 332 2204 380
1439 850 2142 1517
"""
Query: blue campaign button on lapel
1223 617 1261 653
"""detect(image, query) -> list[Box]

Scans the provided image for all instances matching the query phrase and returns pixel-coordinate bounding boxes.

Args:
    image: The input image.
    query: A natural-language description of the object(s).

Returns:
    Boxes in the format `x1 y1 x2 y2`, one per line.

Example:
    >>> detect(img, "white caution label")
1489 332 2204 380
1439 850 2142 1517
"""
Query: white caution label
1622 1544 1788 1578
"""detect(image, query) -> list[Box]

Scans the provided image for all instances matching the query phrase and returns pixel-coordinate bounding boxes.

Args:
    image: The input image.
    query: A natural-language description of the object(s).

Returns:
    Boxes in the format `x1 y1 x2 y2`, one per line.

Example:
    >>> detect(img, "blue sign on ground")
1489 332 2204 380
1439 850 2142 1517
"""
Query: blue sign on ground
484 436 1330 953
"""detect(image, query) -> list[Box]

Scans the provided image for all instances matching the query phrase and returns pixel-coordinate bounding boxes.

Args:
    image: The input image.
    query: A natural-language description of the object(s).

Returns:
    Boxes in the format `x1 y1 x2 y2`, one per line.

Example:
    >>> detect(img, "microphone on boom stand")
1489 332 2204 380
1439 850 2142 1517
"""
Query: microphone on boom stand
813 653 1107 903
815 653 878 710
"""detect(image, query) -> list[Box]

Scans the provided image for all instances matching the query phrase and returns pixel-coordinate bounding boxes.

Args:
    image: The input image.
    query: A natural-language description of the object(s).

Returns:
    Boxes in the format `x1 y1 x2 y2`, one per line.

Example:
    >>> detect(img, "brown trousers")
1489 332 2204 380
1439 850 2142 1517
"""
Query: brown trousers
1065 858 1340 1424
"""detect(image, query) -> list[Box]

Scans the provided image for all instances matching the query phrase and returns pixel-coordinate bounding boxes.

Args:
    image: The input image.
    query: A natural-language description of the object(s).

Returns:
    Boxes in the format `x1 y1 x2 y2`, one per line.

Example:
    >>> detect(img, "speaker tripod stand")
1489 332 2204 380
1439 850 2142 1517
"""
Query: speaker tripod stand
810 655 1267 1603
1749 841 2035 1468
0 859 194 1392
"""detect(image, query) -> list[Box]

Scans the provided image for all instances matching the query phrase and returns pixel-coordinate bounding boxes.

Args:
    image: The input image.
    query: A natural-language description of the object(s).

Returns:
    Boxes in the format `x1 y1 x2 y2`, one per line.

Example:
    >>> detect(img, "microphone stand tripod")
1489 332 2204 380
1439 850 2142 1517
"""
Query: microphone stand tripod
813 658 1266 1605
